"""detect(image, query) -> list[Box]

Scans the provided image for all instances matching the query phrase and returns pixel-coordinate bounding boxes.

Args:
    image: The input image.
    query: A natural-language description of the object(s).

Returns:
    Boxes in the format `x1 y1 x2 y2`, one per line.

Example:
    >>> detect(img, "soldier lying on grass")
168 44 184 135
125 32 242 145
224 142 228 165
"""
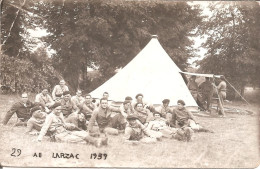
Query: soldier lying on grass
37 103 107 148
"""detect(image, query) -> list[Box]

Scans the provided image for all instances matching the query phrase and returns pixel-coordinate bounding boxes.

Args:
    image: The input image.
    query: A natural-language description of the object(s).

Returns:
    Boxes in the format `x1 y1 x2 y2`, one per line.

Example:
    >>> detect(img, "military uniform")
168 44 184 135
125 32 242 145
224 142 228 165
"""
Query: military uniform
37 112 97 144
26 110 46 133
2 101 39 125
35 93 54 108
187 79 198 101
198 80 214 111
217 80 227 116
155 105 173 126
124 121 158 143
88 106 124 135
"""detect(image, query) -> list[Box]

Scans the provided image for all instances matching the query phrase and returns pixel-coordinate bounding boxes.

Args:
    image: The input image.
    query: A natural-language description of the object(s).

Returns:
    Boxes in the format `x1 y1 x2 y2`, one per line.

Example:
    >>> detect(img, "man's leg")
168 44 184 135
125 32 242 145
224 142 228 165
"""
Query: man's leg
188 119 213 133
188 119 200 131
206 93 212 111
103 127 119 135
166 113 173 126
146 111 154 123
218 92 226 116
144 129 162 139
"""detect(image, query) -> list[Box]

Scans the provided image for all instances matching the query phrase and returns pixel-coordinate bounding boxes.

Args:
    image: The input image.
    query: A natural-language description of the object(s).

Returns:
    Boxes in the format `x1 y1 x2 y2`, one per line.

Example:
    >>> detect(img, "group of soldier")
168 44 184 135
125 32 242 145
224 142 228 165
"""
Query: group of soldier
187 75 227 117
2 79 214 147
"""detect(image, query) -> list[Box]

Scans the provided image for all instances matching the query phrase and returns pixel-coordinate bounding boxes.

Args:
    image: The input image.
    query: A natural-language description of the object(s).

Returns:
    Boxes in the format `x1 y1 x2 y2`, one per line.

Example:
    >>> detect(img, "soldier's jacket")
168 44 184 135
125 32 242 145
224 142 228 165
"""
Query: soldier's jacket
60 98 78 117
199 80 213 93
87 106 121 132
3 101 40 125
172 107 196 126
155 105 172 118
80 102 96 117
38 112 67 141
187 80 198 91
124 122 144 141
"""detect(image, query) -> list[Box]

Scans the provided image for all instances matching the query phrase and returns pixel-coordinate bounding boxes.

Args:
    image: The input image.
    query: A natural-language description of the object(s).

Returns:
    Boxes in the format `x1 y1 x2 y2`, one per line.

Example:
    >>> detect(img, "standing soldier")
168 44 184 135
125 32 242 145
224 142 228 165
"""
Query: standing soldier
198 77 214 112
217 76 227 117
187 75 198 102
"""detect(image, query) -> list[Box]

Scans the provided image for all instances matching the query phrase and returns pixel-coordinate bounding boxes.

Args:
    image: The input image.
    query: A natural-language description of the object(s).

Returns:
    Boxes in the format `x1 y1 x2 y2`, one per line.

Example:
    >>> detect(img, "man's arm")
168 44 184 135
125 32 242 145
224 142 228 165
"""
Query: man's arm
37 115 53 141
47 95 55 105
87 111 98 132
25 119 34 133
35 94 41 103
187 110 196 123
52 86 57 100
2 103 19 125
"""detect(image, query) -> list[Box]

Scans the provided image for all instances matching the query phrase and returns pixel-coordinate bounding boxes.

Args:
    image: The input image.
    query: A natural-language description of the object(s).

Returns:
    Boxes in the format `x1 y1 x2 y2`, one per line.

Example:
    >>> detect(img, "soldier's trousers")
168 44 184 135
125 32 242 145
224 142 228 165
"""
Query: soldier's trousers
55 130 99 145
218 91 226 115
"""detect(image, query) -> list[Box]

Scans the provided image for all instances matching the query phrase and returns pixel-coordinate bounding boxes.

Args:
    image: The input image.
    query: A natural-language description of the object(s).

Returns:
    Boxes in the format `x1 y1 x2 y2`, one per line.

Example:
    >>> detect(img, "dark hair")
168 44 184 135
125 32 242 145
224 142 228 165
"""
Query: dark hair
100 98 108 103
205 77 210 80
63 91 70 95
135 102 143 108
85 94 91 98
123 100 131 105
125 96 133 101
177 100 185 106
162 99 170 104
135 93 143 99
103 92 109 95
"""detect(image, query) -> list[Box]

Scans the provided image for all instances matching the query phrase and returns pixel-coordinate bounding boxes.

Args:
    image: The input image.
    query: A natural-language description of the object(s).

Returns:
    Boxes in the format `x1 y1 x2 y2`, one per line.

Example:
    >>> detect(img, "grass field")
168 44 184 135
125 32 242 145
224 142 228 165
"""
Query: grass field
0 89 259 168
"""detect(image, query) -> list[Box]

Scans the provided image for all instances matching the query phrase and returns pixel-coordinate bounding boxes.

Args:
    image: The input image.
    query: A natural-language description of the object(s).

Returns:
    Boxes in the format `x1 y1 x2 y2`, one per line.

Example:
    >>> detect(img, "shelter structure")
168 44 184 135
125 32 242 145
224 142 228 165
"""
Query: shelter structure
90 35 197 107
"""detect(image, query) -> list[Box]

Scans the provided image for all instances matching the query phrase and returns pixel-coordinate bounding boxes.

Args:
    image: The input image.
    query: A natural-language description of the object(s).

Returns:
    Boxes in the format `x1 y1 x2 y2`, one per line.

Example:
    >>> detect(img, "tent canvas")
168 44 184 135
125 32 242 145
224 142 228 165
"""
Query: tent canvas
90 36 197 107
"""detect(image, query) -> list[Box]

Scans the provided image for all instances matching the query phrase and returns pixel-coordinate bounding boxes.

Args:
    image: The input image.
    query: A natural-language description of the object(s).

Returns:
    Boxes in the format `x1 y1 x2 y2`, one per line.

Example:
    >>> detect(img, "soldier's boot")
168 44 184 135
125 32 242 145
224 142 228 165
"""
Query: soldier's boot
101 137 108 146
173 129 186 141
184 127 194 142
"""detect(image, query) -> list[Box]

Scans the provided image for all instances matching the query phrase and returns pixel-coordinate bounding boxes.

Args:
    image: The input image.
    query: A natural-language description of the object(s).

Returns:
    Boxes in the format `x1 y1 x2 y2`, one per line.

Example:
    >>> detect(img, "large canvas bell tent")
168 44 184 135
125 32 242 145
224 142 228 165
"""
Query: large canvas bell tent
90 36 197 107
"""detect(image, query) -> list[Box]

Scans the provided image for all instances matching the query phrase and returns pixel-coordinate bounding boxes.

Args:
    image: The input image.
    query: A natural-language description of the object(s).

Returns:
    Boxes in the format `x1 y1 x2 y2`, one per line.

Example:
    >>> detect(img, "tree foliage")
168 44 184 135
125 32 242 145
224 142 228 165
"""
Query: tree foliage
197 1 260 97
1 0 202 93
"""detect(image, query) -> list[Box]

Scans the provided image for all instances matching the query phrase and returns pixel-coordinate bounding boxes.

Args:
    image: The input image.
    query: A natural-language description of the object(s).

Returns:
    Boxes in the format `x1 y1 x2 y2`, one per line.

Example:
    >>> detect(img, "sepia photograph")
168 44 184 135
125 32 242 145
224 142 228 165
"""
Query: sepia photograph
0 0 259 168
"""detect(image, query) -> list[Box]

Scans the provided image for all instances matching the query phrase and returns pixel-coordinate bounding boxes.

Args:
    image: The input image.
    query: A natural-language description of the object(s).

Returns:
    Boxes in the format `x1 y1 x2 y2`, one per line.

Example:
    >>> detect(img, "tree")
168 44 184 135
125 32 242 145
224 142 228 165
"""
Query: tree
1 0 58 93
35 0 202 92
198 1 260 98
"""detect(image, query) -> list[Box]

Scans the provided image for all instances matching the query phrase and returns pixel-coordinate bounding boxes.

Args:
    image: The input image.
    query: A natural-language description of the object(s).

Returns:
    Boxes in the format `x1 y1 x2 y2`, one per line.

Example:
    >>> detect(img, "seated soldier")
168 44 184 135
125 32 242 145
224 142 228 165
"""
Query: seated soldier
58 91 79 118
87 98 126 135
120 96 134 115
35 88 55 112
65 112 87 130
121 100 133 116
124 115 161 144
132 93 152 111
25 106 47 134
80 94 96 120
52 79 69 101
146 112 193 141
155 99 173 126
37 103 107 147
2 93 42 125
95 92 110 107
133 103 153 124
71 90 85 110
172 100 213 133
